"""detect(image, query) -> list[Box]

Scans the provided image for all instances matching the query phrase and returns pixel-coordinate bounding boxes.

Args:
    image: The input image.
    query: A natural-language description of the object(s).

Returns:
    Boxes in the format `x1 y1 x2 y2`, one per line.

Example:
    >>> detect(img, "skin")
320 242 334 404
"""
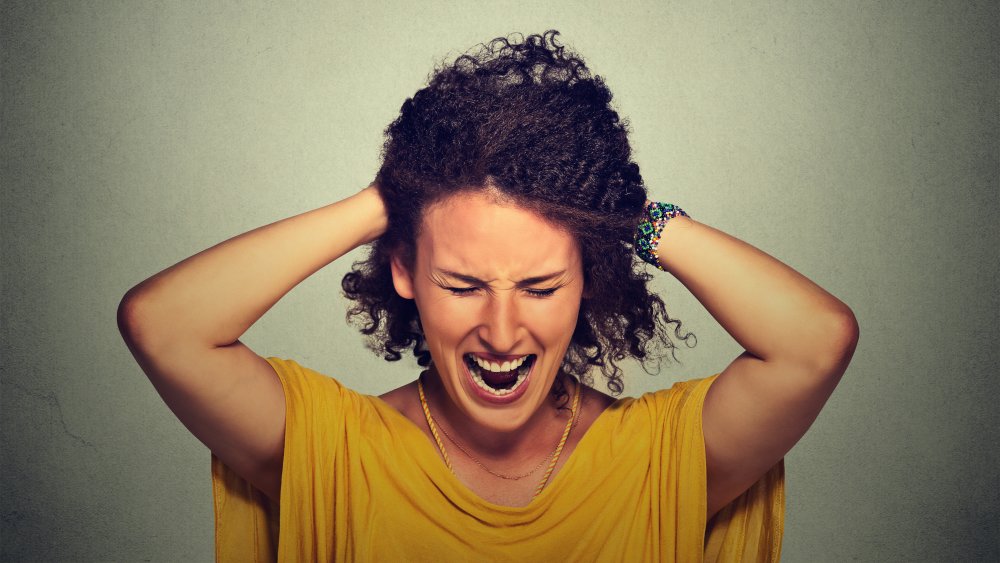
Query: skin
392 191 582 431
121 183 859 517
383 189 861 515
380 189 616 505
651 214 858 520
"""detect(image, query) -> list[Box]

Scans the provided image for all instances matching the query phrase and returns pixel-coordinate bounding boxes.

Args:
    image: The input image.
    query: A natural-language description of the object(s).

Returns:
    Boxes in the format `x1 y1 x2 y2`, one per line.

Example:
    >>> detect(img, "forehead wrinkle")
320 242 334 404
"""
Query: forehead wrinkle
423 234 555 286
422 223 575 281
416 191 582 287
433 268 571 289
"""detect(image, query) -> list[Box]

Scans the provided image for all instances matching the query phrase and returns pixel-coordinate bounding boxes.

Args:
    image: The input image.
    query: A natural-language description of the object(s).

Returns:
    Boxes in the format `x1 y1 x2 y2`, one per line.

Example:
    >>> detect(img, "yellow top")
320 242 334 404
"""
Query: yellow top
212 357 785 562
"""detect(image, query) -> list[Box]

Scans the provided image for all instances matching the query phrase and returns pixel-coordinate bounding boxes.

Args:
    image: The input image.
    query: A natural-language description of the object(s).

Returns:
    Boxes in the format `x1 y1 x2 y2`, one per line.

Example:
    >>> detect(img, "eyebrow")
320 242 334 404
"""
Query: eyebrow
435 269 567 287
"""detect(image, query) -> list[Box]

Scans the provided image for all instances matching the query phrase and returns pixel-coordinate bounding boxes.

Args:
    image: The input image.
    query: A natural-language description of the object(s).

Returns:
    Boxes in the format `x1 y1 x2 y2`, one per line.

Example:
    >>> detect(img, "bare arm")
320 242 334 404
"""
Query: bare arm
118 186 387 500
654 216 859 519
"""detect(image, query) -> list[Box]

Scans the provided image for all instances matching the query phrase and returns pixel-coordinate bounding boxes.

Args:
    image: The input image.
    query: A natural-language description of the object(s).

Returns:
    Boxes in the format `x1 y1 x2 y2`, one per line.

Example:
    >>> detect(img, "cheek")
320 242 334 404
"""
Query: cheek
523 298 581 345
415 294 476 341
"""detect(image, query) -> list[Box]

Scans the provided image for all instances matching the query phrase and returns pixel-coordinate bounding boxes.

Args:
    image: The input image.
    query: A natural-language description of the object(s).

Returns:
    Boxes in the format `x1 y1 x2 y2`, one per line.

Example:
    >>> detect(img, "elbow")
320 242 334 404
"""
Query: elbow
812 306 860 374
117 288 154 348
833 306 860 355
117 292 142 345
118 291 172 369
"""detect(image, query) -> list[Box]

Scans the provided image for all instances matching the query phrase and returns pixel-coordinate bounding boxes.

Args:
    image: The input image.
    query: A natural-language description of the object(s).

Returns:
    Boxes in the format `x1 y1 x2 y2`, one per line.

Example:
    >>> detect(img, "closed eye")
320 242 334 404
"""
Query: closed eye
443 287 559 297
444 286 479 296
525 288 558 297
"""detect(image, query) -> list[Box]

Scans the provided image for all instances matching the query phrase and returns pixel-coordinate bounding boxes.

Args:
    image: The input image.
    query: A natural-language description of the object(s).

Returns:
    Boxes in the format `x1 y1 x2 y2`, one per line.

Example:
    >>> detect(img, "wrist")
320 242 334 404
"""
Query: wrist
354 185 389 244
634 202 690 271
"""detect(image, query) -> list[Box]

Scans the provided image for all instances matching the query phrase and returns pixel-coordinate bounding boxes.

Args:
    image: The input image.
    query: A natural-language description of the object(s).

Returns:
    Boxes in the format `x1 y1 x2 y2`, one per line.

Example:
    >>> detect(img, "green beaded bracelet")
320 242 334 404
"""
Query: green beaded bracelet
634 202 689 271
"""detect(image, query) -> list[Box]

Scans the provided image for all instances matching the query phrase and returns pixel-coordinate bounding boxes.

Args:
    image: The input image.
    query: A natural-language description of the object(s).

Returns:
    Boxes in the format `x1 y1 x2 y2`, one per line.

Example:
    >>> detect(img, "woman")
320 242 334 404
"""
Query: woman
118 31 858 561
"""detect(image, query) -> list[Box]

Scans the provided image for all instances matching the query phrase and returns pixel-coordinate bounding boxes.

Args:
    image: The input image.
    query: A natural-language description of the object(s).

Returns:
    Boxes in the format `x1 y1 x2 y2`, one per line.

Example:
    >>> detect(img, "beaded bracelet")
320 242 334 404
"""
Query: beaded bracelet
634 202 689 271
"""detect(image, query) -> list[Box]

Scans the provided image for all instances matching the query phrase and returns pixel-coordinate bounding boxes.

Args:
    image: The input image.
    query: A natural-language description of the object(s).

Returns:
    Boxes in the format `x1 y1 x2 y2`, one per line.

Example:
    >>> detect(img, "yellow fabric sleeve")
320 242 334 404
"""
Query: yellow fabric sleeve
211 454 278 562
648 374 785 562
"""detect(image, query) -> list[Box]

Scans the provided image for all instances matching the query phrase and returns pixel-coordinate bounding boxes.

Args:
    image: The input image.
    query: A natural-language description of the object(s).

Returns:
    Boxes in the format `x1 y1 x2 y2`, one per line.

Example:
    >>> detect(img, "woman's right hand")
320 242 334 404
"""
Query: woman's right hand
117 182 390 501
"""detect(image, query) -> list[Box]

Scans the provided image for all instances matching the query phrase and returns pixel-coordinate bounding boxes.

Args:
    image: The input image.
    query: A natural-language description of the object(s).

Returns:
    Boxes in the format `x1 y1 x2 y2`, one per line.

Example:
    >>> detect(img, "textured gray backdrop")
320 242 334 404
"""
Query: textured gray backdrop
2 1 997 561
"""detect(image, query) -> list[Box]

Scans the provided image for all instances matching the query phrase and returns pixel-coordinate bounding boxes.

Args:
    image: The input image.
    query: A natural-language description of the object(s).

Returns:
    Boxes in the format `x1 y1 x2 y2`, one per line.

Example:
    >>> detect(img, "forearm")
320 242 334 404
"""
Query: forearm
120 186 387 350
656 216 857 369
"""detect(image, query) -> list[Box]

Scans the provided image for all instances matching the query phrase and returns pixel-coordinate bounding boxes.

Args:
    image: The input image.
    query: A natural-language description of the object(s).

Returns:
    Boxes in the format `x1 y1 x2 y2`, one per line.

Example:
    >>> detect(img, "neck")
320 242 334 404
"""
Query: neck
421 366 574 459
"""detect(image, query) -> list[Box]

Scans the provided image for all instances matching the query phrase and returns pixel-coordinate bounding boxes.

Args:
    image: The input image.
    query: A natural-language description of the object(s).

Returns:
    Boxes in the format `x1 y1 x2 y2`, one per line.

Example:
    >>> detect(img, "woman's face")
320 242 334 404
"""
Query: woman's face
390 190 586 432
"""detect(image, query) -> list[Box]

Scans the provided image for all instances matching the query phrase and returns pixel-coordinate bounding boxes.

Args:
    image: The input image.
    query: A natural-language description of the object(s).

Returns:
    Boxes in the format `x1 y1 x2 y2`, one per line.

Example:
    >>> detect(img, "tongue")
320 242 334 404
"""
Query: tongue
480 367 518 390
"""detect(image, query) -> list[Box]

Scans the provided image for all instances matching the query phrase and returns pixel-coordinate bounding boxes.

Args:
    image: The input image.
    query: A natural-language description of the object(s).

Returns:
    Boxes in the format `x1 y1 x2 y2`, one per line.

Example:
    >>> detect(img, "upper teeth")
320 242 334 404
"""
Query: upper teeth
470 354 530 372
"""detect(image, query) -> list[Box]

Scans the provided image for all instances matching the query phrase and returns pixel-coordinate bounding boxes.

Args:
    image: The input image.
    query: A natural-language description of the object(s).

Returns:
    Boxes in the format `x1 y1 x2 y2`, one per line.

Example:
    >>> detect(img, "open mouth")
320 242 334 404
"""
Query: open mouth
463 353 535 396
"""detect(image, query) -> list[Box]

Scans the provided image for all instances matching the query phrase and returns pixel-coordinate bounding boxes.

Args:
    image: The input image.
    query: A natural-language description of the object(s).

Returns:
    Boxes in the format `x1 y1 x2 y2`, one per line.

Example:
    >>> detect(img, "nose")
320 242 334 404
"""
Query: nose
477 291 521 353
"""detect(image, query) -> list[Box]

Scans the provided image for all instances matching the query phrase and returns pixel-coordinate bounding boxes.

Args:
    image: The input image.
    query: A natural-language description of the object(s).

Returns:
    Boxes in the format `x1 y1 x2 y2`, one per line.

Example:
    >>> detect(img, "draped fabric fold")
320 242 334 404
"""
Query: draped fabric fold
212 357 784 562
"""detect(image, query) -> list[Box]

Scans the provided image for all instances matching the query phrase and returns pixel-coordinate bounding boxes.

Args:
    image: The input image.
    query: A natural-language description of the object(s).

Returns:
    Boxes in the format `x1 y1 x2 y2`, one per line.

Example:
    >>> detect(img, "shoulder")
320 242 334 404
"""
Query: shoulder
636 374 720 411
265 356 357 385
378 380 424 427
579 383 616 425
264 356 361 412
597 374 720 433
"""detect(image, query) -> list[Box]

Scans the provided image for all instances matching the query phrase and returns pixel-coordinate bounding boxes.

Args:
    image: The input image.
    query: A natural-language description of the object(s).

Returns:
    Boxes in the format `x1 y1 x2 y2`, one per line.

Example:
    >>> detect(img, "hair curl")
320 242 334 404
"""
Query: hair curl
342 30 695 396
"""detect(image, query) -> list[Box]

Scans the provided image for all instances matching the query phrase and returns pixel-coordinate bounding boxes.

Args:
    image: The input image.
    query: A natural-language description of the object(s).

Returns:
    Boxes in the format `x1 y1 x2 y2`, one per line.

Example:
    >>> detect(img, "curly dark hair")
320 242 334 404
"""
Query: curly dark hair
342 30 695 396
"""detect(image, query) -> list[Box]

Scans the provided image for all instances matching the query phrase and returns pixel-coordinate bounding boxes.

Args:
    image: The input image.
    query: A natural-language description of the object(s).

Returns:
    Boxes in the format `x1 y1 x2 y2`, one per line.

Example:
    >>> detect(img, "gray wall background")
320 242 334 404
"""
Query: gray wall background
2 1 997 561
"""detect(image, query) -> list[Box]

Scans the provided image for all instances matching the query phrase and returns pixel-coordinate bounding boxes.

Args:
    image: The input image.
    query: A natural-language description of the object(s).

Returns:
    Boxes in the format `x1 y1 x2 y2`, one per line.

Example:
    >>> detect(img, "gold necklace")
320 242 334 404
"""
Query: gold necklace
437 418 554 480
417 372 582 499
